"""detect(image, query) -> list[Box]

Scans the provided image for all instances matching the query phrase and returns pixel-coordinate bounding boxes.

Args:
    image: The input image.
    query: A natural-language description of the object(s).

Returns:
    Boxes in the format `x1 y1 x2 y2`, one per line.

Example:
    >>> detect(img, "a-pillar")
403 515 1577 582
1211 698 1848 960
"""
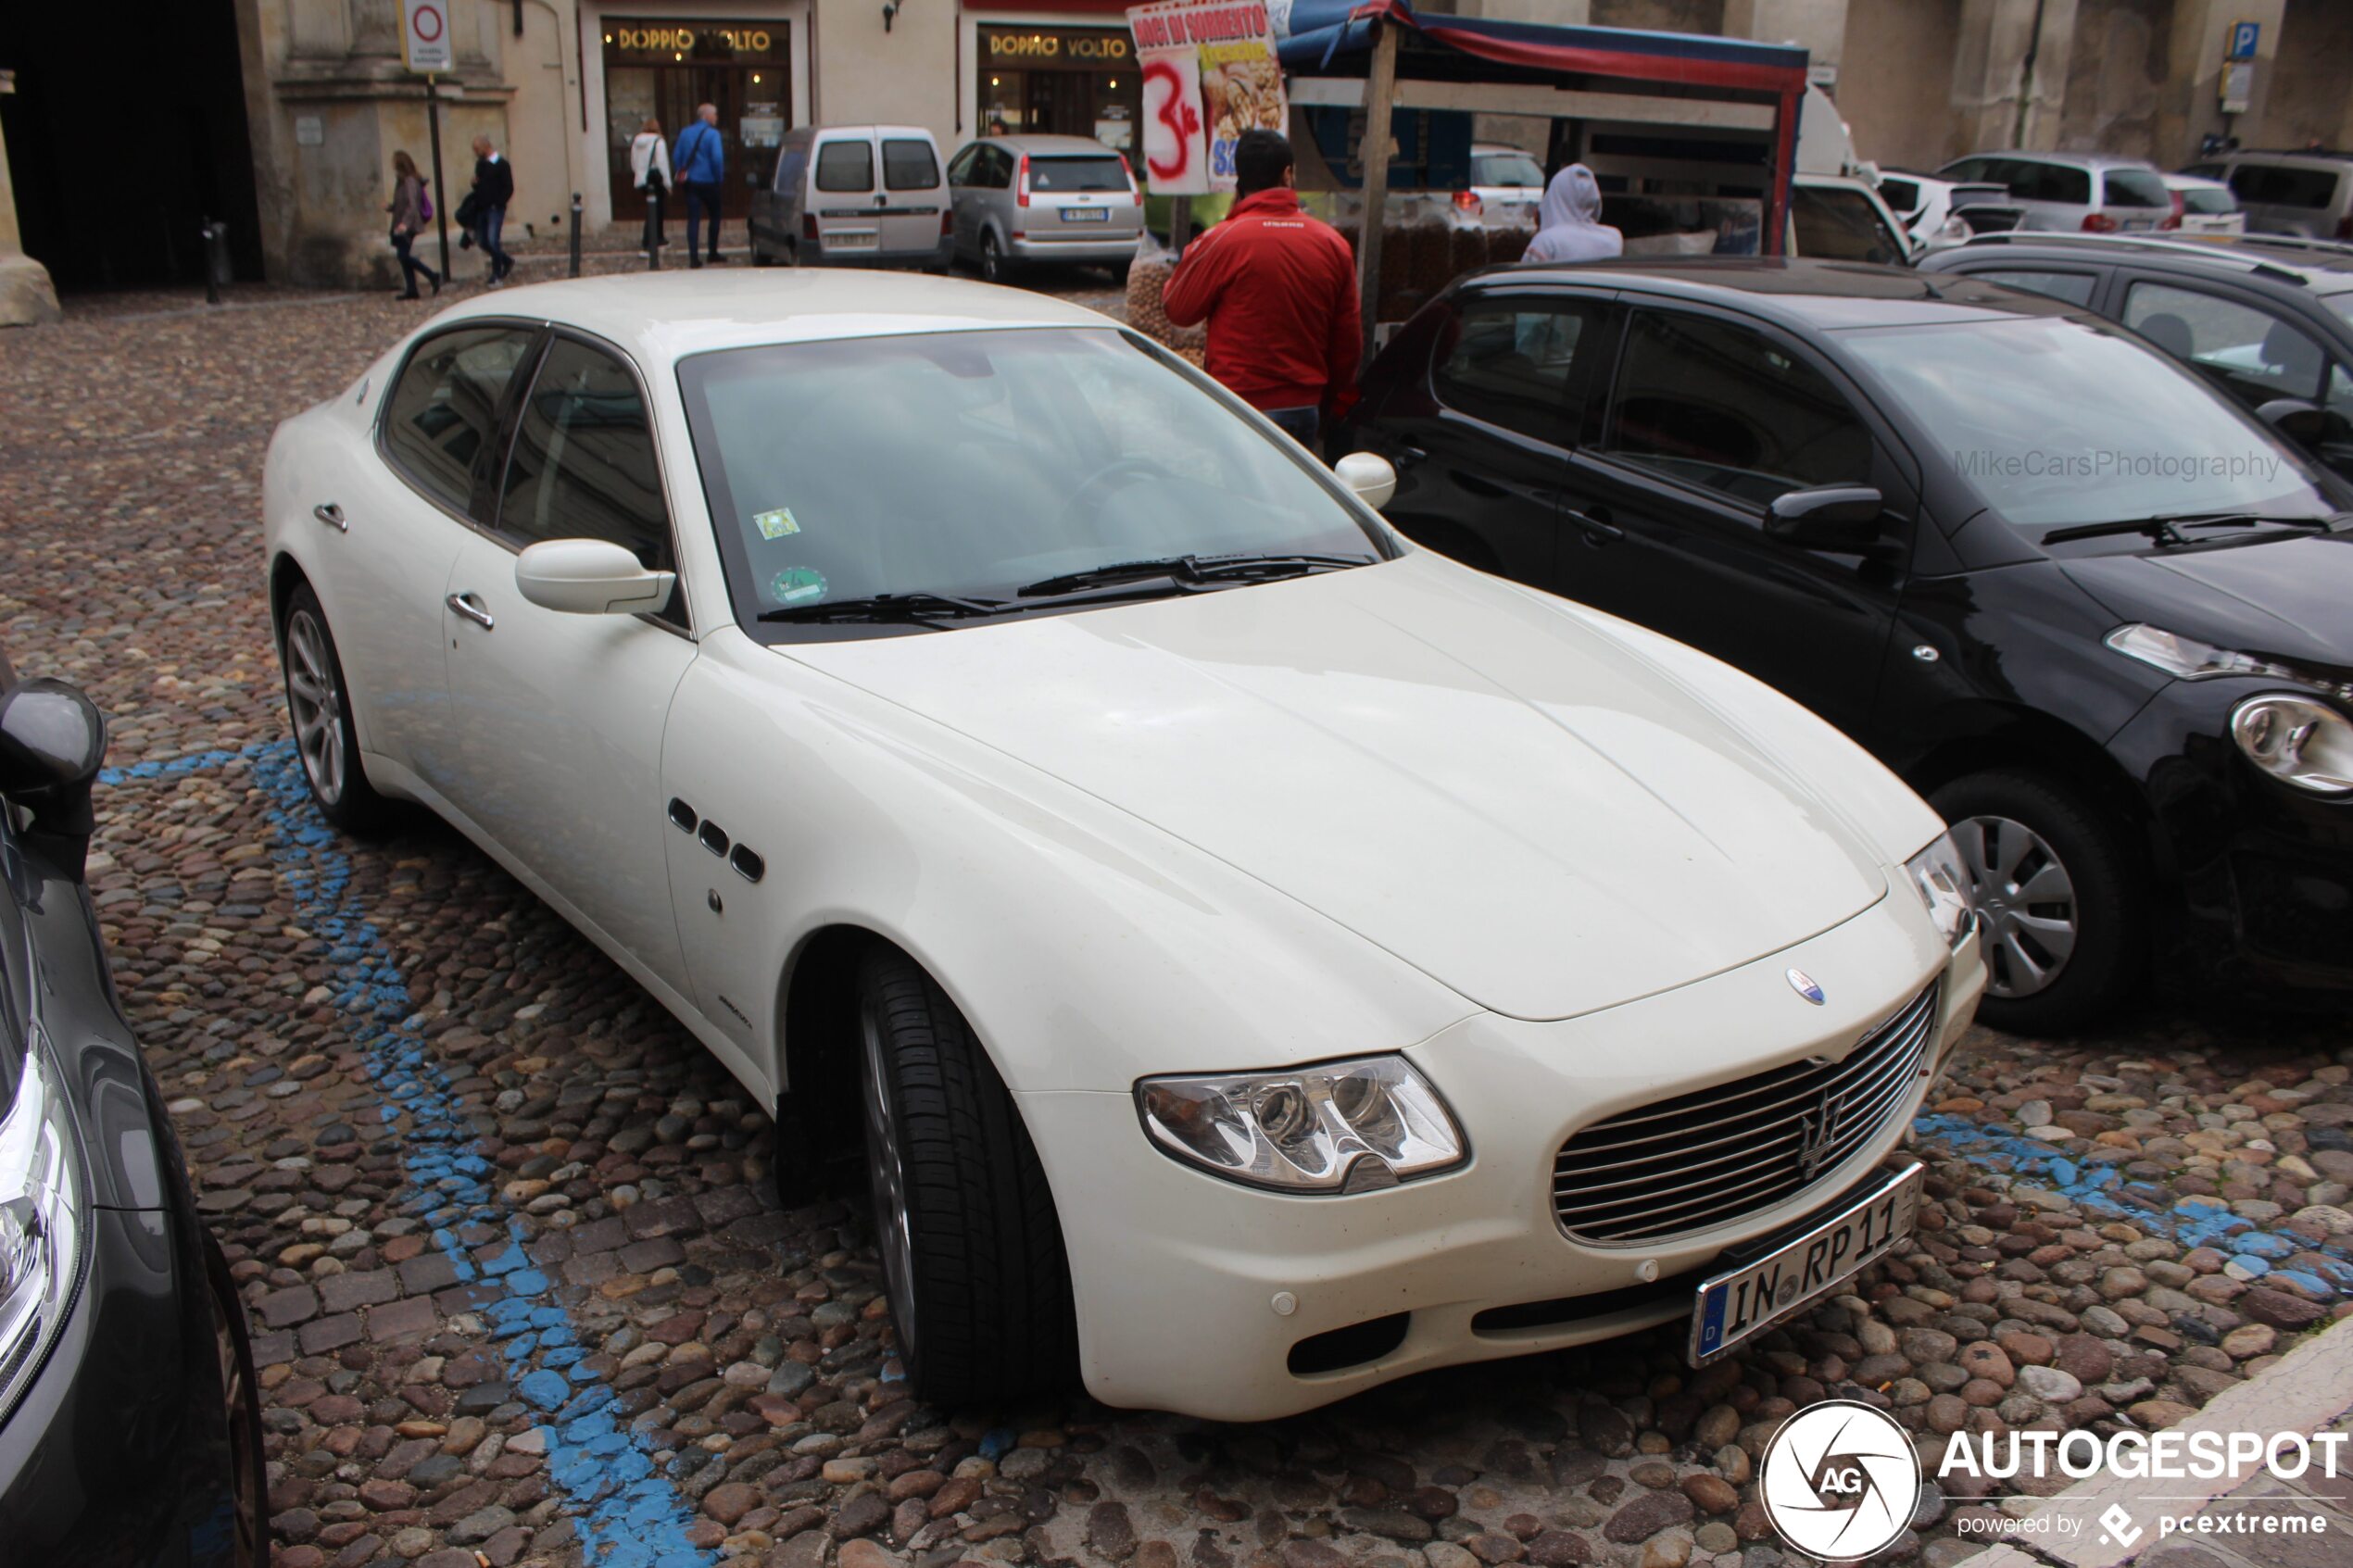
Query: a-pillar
0 70 63 327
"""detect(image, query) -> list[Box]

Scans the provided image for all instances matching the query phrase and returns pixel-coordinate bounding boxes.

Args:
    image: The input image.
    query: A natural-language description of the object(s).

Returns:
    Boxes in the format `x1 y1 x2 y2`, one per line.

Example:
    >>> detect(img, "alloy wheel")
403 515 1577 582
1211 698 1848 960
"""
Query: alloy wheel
981 234 1002 283
1952 812 2078 998
283 609 345 805
858 1002 919 1364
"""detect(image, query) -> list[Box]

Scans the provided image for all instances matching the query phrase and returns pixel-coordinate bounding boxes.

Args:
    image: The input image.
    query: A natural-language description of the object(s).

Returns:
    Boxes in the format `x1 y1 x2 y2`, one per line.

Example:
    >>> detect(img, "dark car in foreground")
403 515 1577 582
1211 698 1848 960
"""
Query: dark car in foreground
1918 233 2353 482
0 657 264 1565
1339 258 2353 1032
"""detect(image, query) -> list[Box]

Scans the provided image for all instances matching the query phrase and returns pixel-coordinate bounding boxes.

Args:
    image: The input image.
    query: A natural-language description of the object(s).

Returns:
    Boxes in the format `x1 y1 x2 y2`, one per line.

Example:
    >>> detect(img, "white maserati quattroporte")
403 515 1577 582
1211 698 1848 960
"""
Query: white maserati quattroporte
262 272 1983 1420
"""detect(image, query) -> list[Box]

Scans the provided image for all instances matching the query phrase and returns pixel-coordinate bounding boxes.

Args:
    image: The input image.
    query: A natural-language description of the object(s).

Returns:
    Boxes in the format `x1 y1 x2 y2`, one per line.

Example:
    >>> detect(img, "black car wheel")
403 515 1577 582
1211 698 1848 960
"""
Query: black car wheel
1932 769 2143 1035
854 947 1075 1404
980 232 1010 285
201 1232 266 1568
281 583 393 834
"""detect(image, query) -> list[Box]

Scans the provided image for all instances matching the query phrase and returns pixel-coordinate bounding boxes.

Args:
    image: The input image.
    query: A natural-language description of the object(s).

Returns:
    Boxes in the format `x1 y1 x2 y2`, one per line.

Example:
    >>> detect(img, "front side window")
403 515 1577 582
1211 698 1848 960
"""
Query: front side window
815 139 874 193
382 326 538 514
1792 185 1906 264
678 328 1387 634
2121 281 2327 405
882 139 940 192
1432 296 1604 446
946 144 980 187
1603 312 1872 506
774 146 809 196
494 337 675 587
1969 269 2098 307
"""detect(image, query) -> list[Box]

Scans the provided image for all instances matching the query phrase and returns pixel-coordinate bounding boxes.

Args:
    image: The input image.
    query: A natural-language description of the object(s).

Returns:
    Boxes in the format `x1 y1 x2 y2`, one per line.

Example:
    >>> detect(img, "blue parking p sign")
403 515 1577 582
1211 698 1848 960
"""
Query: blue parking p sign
2229 19 2259 60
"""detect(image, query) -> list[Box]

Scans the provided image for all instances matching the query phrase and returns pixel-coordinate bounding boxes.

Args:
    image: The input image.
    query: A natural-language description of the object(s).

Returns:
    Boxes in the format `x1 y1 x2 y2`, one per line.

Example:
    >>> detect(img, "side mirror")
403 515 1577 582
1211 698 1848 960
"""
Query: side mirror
0 677 107 879
1333 451 1398 512
515 538 677 616
1765 484 1884 549
2256 397 2353 449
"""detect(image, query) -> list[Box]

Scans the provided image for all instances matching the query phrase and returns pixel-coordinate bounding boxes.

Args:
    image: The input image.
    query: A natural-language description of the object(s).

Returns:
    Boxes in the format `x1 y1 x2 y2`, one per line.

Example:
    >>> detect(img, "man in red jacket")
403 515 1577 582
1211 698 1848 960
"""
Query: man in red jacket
1163 130 1361 450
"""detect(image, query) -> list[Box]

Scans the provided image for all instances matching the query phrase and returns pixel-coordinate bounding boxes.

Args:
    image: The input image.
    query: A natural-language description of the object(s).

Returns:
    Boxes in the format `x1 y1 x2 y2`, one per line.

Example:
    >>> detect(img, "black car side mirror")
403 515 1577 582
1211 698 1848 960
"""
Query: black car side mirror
0 677 108 880
2256 397 2353 449
1765 484 1885 549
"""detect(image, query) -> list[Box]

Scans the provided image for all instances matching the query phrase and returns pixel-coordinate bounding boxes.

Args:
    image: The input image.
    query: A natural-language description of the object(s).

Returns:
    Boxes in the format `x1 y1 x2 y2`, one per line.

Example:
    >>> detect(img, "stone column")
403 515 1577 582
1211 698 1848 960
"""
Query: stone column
1949 0 2078 153
1725 0 1850 80
0 70 64 327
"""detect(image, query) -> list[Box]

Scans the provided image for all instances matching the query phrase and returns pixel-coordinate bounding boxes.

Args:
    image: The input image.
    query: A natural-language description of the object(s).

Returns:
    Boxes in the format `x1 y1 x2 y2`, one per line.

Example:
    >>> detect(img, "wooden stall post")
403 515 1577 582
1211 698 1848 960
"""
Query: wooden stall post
1353 21 1399 357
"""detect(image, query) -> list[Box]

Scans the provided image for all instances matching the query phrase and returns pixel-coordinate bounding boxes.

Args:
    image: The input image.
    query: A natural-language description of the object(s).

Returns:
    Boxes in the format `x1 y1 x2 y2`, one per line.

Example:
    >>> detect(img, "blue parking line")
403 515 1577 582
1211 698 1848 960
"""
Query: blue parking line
243 742 719 1568
97 739 278 787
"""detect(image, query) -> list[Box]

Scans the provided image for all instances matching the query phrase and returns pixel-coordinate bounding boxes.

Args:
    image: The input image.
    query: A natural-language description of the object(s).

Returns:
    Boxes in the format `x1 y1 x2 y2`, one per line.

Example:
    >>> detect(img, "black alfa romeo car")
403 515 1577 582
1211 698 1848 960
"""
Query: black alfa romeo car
1339 258 2353 1033
0 654 265 1565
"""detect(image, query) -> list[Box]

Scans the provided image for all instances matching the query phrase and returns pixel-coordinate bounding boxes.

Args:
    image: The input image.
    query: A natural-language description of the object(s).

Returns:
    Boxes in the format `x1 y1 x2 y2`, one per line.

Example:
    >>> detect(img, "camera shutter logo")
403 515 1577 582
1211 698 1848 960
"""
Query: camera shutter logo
1760 1399 1921 1560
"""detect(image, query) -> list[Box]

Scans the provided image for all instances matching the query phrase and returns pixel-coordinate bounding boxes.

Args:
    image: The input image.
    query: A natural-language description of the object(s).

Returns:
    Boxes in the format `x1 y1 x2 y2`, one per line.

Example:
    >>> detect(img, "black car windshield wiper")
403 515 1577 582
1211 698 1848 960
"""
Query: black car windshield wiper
1017 552 1376 598
2041 512 2338 547
756 590 1009 627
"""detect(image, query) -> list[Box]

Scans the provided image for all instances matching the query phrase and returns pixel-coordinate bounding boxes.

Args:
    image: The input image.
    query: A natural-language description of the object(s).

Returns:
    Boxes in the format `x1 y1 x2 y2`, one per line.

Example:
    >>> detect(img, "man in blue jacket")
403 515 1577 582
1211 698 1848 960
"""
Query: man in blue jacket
673 104 726 267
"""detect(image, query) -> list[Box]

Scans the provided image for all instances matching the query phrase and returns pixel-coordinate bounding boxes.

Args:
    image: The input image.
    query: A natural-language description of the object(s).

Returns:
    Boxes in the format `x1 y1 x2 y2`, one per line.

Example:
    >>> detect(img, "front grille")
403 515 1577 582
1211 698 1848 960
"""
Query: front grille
1552 983 1939 1244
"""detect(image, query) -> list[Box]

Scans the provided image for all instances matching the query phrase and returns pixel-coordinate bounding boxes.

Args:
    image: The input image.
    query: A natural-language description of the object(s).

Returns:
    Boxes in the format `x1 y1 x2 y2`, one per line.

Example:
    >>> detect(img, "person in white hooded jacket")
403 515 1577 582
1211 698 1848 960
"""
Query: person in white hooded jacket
629 118 673 253
1521 163 1623 264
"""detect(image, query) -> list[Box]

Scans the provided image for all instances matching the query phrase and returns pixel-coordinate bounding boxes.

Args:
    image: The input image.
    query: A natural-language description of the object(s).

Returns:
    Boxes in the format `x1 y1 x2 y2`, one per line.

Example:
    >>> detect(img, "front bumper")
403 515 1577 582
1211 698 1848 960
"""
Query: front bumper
1025 894 1982 1420
0 1204 244 1567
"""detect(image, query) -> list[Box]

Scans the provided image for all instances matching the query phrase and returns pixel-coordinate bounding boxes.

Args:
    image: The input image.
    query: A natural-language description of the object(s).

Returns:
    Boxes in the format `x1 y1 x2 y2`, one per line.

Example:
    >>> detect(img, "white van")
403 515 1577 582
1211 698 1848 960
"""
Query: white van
749 125 953 270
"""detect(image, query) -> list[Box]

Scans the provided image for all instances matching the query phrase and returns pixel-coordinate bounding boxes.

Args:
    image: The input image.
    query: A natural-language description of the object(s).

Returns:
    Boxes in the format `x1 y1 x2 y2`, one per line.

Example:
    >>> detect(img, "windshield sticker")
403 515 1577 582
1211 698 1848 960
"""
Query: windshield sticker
753 506 801 540
768 565 827 607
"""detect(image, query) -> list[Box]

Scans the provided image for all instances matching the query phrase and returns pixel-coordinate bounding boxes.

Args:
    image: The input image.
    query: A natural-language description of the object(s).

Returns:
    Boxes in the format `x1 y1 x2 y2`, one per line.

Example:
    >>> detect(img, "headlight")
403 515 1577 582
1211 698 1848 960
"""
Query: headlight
0 1024 86 1426
1136 1055 1466 1193
1906 832 1976 949
2106 623 2352 699
2233 696 2353 795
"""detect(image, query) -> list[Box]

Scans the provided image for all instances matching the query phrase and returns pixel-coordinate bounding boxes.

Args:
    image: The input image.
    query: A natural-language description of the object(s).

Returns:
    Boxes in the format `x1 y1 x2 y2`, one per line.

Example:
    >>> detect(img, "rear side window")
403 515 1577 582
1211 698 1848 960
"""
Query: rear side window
1604 312 1872 507
2121 281 2327 406
1969 269 2098 307
2101 168 2170 209
1027 155 1127 193
815 139 875 193
1791 186 1906 264
882 139 940 191
382 326 538 514
1432 298 1606 446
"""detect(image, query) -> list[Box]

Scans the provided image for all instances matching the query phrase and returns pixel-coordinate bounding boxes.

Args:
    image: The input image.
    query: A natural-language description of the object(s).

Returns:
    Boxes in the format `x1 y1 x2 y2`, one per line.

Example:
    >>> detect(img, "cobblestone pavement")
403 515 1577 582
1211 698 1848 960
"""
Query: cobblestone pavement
2 272 2350 1568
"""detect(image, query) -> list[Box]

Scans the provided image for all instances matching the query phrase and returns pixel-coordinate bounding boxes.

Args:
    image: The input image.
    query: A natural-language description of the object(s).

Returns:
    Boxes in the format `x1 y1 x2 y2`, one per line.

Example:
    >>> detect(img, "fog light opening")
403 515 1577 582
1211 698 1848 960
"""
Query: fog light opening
1287 1311 1410 1375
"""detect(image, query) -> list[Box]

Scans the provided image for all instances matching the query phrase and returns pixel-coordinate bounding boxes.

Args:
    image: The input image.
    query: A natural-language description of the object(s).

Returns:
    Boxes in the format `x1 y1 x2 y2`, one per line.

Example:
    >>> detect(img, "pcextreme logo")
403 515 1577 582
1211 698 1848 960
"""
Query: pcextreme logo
1760 1399 1920 1559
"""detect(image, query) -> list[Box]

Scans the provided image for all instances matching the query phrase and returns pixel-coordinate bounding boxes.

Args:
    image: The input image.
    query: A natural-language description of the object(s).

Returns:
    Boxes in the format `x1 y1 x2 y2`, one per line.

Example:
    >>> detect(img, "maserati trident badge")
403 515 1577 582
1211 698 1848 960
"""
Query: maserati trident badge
1787 969 1826 1005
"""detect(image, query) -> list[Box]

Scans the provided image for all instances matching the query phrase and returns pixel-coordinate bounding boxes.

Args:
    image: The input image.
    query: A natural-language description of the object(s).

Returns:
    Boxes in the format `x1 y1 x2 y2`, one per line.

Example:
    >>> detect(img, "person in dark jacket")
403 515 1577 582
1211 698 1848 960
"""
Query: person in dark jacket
673 103 726 267
470 136 517 285
385 150 441 300
1162 130 1360 452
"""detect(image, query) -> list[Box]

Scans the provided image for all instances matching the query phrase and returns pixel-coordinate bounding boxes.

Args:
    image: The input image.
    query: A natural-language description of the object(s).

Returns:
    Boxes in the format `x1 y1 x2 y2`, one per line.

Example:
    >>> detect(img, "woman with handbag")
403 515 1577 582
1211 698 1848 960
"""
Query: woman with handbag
385 151 442 300
630 118 673 255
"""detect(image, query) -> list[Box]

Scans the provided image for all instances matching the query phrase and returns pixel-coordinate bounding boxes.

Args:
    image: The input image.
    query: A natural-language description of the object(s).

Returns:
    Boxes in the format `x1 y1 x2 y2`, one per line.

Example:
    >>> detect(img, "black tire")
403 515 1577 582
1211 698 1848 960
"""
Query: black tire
280 583 395 834
200 1231 267 1568
1931 768 2144 1036
855 948 1076 1405
979 231 1013 286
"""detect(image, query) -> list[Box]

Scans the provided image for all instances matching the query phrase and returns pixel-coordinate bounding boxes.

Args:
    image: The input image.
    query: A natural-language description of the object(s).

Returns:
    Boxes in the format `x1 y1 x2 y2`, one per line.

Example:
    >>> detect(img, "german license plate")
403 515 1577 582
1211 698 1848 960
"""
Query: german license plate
1063 207 1110 222
1689 1157 1922 1364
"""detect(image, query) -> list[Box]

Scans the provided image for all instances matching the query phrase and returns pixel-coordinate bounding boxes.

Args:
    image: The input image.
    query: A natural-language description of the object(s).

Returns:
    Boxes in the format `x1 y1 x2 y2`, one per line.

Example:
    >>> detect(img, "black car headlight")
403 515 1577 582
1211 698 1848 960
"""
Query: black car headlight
2233 696 2353 796
0 1024 86 1426
1137 1055 1466 1193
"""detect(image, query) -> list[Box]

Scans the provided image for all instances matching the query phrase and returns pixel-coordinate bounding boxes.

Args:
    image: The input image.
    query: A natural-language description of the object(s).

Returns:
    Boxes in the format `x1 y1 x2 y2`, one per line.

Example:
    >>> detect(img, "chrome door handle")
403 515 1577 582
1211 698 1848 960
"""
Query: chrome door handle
446 592 495 631
312 503 347 532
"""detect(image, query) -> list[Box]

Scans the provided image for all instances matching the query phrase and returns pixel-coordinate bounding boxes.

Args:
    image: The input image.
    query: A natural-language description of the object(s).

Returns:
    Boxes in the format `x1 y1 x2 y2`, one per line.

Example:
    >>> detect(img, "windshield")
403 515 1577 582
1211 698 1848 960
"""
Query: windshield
1474 153 1543 188
679 328 1389 633
2327 291 2353 326
1840 316 2335 533
2102 168 2171 209
2180 186 2236 214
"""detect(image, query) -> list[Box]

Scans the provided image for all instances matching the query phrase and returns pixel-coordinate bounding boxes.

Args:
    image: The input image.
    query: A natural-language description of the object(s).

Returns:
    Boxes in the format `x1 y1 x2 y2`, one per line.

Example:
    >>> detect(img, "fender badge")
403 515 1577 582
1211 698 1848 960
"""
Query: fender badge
1786 968 1826 1005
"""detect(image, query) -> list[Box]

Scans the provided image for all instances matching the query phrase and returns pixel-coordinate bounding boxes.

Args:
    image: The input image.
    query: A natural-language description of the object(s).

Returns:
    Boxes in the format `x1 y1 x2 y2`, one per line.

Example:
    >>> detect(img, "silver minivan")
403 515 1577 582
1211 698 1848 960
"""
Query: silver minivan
1935 151 2174 233
945 135 1141 283
2182 151 2353 241
749 125 953 270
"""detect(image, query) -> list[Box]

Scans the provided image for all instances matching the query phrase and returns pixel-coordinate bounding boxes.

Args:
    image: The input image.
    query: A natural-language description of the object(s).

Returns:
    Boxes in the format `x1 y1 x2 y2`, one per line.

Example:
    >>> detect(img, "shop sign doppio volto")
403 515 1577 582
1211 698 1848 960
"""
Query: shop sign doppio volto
988 31 1131 62
1124 1 1285 196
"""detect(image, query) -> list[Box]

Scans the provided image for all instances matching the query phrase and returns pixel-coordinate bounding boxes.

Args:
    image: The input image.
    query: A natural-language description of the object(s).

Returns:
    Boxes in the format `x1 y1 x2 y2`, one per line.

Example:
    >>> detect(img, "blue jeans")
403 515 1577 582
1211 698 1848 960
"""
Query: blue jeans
1265 405 1320 447
479 205 510 278
685 182 723 261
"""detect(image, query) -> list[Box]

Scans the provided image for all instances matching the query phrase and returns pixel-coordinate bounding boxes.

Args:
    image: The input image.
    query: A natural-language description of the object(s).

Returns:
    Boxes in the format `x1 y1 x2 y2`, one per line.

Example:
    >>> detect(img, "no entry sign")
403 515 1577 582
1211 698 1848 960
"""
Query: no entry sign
402 0 453 73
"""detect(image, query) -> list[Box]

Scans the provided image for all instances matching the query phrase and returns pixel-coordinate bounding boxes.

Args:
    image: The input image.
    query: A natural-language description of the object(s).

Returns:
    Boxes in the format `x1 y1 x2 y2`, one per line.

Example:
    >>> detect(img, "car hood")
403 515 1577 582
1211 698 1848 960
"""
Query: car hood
2059 531 2353 678
782 556 1899 1022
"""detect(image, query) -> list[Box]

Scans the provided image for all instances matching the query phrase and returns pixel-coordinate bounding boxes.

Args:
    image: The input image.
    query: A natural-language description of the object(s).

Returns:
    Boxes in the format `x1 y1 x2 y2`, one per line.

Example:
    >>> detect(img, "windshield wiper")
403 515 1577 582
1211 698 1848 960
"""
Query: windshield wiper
2041 512 2338 547
756 590 1009 627
1017 552 1376 598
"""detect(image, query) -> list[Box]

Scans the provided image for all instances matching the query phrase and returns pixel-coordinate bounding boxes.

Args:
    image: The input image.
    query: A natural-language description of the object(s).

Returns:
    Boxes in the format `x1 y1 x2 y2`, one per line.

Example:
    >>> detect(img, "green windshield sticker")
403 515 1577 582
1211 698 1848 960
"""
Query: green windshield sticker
753 507 801 540
768 565 827 606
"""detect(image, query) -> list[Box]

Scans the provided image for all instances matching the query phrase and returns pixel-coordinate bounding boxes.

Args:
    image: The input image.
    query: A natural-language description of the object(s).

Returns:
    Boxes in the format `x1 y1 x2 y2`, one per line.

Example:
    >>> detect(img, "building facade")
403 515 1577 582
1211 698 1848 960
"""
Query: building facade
3 0 2352 301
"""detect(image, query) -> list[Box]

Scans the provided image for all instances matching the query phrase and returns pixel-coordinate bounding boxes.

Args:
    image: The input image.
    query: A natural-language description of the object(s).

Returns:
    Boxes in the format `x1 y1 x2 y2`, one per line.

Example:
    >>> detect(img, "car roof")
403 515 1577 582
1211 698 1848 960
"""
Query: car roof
1462 256 2082 330
978 134 1124 156
1944 150 2158 169
2160 171 2231 190
1928 232 2353 293
2219 148 2353 164
787 123 938 142
421 271 1115 366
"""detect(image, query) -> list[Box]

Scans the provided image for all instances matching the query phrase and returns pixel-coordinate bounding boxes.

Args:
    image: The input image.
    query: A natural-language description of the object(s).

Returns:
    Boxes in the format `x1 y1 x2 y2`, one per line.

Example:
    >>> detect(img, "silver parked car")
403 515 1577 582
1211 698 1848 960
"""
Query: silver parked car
945 135 1142 283
2182 150 2353 241
1935 151 2174 234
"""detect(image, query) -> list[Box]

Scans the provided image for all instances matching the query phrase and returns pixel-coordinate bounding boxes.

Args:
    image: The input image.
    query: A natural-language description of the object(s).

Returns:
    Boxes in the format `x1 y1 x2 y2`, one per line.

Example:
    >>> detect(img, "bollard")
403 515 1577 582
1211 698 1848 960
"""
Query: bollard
569 193 584 278
200 217 232 305
648 186 663 272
